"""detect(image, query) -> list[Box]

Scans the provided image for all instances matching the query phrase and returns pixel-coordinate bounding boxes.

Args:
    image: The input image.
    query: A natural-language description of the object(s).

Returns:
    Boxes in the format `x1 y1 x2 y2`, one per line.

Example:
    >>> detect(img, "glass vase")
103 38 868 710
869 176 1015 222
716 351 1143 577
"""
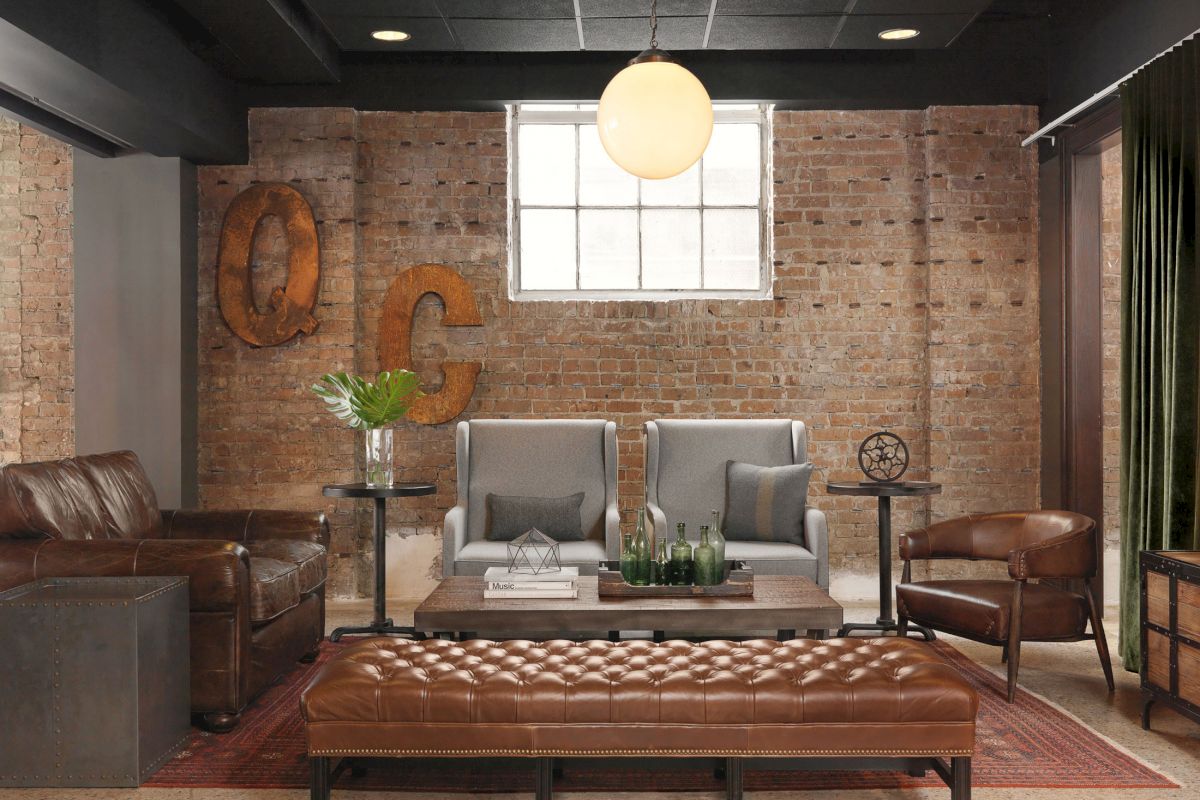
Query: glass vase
363 427 393 487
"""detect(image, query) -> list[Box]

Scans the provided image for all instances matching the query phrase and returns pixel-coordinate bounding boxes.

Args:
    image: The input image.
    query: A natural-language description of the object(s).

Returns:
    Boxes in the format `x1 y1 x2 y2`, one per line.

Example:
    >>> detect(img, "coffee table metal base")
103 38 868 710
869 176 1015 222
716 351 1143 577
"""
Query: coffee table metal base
430 627 830 642
329 619 426 643
837 618 936 640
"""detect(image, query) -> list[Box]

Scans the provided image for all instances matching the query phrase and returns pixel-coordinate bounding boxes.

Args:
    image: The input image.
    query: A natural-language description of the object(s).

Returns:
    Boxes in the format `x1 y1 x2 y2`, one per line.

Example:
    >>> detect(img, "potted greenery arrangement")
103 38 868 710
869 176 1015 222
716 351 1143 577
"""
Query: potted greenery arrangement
312 370 423 487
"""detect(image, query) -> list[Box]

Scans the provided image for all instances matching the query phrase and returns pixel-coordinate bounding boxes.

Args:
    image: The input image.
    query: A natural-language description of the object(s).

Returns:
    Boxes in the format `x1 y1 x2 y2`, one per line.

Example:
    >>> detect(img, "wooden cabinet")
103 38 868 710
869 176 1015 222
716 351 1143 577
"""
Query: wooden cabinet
1141 550 1200 728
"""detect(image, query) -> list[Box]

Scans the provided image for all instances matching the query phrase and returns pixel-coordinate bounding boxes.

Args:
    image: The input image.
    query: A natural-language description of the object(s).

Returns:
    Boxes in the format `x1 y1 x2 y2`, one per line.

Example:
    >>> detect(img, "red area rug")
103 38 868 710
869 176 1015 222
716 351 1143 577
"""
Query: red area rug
148 640 1175 792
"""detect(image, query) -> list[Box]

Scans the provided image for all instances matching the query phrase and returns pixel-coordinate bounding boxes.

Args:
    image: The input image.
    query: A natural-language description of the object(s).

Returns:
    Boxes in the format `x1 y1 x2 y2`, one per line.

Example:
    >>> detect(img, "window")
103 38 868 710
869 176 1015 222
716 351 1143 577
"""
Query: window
510 103 771 299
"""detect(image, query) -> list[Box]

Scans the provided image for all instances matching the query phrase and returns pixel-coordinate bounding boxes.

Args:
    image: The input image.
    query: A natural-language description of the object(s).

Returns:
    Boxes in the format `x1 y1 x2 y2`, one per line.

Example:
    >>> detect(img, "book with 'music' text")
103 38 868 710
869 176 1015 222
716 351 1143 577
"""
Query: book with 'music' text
483 588 578 600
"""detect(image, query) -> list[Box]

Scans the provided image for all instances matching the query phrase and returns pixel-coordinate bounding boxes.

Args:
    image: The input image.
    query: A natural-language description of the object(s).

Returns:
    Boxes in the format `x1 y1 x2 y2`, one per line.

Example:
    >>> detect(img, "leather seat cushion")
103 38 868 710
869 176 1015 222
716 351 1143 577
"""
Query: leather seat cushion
245 539 326 595
896 580 1089 642
248 556 301 623
302 638 977 758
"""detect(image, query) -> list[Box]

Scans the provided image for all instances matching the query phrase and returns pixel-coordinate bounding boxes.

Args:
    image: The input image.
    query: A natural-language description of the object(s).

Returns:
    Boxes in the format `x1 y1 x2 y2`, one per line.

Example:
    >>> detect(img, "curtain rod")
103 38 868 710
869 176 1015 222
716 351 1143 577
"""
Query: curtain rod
1022 28 1199 147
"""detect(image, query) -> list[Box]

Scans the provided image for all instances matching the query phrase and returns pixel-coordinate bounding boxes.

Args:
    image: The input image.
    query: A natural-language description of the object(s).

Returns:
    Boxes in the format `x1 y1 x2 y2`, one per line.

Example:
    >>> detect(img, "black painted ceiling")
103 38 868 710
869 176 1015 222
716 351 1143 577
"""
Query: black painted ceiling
306 0 995 52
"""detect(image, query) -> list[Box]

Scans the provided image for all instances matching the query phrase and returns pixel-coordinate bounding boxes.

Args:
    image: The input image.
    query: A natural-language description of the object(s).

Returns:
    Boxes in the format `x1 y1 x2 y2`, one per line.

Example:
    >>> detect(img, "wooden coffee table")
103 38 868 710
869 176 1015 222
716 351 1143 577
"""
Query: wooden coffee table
414 575 843 641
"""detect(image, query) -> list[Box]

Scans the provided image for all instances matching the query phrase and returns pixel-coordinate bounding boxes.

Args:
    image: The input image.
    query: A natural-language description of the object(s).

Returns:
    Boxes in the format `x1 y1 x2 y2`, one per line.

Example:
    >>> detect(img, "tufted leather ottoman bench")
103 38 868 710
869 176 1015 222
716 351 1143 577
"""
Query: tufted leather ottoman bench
302 637 977 799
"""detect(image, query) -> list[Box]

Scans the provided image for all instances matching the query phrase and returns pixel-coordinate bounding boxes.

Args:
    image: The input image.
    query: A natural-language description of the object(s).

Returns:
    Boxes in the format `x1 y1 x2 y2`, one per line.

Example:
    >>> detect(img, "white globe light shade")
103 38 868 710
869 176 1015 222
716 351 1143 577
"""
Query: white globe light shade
597 59 713 180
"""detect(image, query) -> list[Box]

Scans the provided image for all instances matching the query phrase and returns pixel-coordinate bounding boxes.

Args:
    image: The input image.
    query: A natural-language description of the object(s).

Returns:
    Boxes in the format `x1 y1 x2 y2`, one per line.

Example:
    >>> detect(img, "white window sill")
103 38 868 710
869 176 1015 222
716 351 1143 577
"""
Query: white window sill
510 289 774 302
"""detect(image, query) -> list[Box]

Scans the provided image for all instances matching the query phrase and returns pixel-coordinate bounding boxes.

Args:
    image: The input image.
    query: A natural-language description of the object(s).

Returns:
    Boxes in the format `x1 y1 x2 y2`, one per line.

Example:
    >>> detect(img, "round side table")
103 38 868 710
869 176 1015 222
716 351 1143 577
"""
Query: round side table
323 482 436 642
826 480 941 640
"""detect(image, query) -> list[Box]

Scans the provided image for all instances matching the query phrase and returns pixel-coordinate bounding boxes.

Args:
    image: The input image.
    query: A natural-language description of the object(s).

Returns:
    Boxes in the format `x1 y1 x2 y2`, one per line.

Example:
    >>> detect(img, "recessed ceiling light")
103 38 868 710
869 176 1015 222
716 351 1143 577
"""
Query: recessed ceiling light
371 30 411 42
878 28 920 41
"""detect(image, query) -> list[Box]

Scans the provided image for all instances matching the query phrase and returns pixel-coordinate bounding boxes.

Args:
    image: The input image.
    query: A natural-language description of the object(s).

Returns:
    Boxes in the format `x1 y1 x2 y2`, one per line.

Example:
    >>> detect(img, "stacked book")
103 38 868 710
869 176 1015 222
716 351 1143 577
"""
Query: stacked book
483 566 579 599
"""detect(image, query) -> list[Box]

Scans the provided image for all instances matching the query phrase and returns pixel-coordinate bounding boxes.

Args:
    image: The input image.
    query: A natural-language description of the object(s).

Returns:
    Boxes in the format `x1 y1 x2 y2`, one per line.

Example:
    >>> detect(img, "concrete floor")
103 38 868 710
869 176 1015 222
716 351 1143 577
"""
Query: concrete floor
3 600 1197 800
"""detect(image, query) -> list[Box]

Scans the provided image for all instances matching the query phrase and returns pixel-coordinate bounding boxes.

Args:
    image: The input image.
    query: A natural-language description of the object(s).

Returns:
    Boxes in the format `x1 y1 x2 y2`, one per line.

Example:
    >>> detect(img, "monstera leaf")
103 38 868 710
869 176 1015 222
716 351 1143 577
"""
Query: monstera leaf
312 370 424 430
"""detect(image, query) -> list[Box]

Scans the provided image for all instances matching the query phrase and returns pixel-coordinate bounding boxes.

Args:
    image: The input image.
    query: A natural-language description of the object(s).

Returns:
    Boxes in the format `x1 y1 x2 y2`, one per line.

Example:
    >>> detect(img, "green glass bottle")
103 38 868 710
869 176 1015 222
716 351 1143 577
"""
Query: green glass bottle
694 525 718 586
670 522 693 585
619 531 636 584
654 537 669 585
710 509 726 583
631 507 652 586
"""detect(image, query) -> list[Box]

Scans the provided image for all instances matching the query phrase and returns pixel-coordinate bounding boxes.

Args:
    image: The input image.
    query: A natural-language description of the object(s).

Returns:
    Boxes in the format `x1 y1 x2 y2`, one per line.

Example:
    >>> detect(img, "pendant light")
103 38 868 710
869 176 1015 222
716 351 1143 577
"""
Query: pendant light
596 0 713 180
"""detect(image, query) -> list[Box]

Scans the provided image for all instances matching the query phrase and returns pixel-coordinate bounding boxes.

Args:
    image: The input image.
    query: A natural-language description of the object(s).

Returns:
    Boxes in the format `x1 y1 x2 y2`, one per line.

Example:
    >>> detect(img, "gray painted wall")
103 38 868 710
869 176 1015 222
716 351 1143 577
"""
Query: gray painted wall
74 151 198 508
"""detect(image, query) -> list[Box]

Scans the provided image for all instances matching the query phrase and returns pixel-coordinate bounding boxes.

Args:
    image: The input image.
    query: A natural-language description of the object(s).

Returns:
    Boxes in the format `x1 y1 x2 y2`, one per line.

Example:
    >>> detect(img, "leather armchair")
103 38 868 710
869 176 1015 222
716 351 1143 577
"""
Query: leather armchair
896 510 1114 702
0 451 328 731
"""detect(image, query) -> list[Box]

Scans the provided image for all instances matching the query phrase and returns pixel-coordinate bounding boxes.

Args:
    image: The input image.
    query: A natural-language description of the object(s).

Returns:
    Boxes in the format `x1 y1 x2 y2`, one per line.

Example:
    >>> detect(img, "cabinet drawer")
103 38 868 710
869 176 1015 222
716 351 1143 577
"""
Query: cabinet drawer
1179 579 1200 641
1147 629 1171 692
1180 638 1200 707
1147 571 1171 628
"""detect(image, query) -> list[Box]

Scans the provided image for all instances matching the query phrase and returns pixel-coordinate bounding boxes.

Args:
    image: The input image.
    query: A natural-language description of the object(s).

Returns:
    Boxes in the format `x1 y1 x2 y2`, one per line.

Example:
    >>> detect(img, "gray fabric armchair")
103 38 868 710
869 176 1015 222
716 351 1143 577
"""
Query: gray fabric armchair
644 419 829 589
442 419 621 576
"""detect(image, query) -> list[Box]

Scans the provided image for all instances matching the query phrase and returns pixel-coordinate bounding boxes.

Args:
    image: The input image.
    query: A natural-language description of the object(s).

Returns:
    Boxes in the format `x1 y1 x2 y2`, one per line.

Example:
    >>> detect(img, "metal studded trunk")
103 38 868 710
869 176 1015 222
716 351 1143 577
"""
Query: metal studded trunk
0 576 190 787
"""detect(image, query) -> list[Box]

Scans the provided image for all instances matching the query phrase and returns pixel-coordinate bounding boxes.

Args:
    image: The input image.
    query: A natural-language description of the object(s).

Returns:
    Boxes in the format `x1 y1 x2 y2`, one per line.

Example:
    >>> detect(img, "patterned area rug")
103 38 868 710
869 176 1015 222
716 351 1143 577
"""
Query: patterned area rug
148 640 1175 792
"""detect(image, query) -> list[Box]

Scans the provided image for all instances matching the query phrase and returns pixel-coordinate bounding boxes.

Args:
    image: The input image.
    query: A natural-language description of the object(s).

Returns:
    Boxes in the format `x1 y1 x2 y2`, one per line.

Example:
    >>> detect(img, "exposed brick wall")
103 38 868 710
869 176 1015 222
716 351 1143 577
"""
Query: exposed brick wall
923 106 1041 580
197 106 1040 599
1101 145 1122 549
0 117 19 465
0 115 74 464
196 108 362 592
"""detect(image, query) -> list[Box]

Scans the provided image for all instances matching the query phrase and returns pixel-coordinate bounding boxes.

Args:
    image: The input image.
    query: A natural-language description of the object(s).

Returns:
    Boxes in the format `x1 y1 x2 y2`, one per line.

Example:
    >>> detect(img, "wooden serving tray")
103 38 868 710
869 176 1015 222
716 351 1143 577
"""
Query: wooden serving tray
597 561 753 597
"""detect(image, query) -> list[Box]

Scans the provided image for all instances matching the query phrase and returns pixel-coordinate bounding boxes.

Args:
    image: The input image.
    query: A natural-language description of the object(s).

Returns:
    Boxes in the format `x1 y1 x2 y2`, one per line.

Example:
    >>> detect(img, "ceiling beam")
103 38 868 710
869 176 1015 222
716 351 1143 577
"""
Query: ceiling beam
0 0 246 163
242 47 1046 112
171 0 340 84
0 88 121 157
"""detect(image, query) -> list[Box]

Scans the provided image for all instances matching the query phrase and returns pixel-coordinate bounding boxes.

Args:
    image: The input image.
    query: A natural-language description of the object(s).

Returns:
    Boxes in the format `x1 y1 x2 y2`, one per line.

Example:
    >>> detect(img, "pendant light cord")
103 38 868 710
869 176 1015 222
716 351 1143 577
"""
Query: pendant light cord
649 0 658 48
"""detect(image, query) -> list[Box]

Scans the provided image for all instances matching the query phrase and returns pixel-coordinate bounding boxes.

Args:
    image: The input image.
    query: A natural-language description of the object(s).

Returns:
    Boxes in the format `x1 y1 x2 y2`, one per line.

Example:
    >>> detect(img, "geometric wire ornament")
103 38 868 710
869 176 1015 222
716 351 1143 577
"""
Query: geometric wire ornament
857 430 910 483
506 528 563 575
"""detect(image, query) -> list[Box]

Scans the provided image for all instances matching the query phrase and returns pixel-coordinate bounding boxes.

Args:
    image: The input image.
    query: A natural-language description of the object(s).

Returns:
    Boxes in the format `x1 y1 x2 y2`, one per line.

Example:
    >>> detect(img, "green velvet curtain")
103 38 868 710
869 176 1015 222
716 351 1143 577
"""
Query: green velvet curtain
1119 37 1200 670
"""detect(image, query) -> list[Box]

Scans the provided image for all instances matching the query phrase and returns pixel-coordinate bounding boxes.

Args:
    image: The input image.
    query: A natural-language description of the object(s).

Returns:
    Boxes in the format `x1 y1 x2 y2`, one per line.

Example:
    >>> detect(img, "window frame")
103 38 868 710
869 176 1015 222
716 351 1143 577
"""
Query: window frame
508 103 774 301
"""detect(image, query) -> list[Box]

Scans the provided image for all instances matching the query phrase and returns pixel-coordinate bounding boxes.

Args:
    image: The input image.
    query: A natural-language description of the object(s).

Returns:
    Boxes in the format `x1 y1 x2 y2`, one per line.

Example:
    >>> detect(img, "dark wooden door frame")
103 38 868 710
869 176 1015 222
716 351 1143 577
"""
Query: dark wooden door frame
1039 98 1122 609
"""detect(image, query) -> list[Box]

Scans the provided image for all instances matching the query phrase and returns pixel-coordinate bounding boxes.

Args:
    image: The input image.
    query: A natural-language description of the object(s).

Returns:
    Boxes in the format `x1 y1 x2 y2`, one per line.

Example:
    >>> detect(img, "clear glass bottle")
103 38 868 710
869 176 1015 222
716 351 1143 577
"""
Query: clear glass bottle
619 531 636 584
654 537 669 585
710 508 726 582
694 525 718 586
670 522 693 585
631 507 652 586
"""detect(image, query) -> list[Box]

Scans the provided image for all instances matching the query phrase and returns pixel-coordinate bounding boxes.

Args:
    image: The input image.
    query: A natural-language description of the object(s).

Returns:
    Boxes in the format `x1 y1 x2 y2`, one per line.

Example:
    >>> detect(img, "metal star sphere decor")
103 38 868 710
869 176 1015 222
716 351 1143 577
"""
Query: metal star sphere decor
858 431 910 482
506 529 562 575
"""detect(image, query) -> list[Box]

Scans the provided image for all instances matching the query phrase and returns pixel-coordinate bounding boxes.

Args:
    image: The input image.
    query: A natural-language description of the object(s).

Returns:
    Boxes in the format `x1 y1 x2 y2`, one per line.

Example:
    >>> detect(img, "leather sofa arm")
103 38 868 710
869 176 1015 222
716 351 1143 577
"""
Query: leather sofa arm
0 538 250 612
161 509 329 548
1008 528 1096 580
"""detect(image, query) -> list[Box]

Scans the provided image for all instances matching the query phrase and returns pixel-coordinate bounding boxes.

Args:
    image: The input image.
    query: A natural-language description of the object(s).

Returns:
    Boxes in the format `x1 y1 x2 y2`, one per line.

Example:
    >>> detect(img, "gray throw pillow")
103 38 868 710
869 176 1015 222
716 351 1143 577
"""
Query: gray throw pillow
723 461 813 546
485 492 586 541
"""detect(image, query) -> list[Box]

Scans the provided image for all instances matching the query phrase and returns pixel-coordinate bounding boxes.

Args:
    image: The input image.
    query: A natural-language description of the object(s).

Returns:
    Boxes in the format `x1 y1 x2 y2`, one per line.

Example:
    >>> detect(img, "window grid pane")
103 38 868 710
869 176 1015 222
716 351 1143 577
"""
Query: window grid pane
514 106 765 295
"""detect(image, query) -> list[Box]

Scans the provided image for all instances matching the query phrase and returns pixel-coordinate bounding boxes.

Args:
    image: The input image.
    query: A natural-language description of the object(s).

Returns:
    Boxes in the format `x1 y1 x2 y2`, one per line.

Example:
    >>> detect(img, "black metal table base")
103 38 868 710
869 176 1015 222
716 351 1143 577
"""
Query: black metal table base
321 483 437 645
837 619 936 641
329 621 425 643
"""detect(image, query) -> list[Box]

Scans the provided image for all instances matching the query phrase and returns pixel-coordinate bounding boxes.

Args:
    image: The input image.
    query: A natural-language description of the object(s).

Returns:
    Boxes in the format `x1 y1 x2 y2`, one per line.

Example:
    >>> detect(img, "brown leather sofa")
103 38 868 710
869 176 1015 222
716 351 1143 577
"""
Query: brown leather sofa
0 451 328 731
896 510 1115 702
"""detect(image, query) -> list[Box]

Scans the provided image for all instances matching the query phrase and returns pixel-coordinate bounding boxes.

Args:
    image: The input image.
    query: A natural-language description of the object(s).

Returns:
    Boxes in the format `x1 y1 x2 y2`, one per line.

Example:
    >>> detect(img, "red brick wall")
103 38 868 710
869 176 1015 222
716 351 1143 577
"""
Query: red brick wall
0 115 74 464
197 106 1040 598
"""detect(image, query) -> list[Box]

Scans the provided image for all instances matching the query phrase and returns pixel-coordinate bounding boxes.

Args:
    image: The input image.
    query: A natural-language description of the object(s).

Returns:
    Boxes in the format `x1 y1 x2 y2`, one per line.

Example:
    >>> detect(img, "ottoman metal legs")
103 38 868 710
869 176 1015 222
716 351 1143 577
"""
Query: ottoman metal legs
309 754 971 800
